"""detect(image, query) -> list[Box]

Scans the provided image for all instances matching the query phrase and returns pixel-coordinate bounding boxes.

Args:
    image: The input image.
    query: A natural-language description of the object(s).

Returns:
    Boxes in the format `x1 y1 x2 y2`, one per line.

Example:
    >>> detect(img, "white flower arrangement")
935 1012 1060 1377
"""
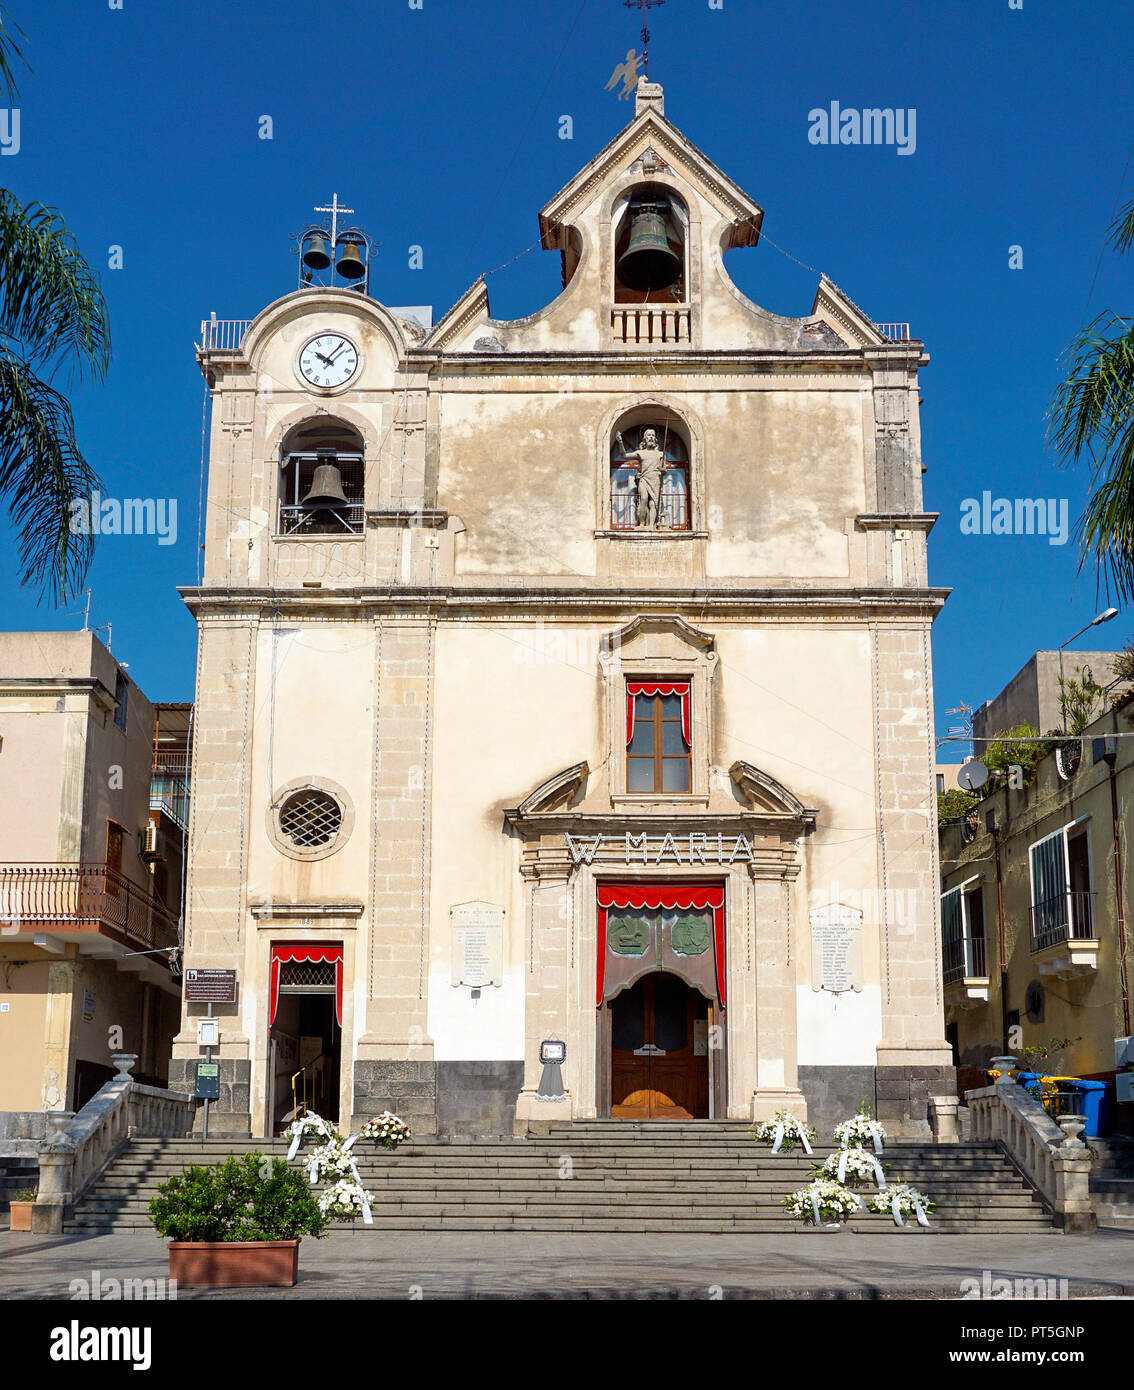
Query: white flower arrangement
305 1142 358 1183
869 1183 935 1227
783 1179 863 1225
814 1148 887 1188
833 1106 888 1154
317 1179 375 1221
359 1111 413 1150
750 1110 816 1154
283 1112 339 1161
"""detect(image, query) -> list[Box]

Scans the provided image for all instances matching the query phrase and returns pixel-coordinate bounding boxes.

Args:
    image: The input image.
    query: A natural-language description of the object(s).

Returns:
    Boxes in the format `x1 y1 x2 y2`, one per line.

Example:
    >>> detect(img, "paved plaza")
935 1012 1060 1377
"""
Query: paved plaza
2 1226 1133 1299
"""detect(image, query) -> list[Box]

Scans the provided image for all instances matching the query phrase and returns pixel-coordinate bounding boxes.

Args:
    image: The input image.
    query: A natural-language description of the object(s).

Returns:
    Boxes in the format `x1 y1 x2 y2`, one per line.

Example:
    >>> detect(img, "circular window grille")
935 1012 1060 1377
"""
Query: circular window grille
278 789 342 848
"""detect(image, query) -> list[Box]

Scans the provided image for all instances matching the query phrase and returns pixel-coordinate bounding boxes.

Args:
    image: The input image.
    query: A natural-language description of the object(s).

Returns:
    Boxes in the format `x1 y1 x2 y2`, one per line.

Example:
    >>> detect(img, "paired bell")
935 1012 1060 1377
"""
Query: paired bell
302 232 332 271
336 239 366 280
617 207 681 293
301 461 349 510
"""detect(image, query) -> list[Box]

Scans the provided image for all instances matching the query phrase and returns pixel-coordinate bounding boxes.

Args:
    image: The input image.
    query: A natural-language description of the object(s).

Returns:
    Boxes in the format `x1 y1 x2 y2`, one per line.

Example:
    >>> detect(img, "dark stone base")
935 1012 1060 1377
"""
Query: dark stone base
436 1062 525 1137
168 1059 252 1138
799 1065 957 1139
0 1111 47 1158
352 1061 438 1138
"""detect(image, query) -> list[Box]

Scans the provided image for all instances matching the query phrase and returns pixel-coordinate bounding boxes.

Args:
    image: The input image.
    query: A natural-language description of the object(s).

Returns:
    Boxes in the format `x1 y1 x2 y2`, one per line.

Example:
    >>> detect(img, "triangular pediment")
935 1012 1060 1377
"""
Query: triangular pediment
538 102 763 254
599 614 716 664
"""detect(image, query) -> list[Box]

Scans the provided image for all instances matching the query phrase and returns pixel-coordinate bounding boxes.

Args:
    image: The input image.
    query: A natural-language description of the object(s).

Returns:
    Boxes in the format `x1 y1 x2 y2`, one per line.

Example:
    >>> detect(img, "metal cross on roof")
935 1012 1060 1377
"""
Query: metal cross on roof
314 193 354 248
624 0 664 77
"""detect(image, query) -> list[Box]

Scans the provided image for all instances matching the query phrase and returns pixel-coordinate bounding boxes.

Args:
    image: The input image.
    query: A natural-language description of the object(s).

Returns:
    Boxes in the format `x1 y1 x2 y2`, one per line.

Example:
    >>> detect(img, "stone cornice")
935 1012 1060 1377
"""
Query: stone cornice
0 676 117 715
856 512 939 532
409 349 916 375
249 901 364 919
179 585 949 621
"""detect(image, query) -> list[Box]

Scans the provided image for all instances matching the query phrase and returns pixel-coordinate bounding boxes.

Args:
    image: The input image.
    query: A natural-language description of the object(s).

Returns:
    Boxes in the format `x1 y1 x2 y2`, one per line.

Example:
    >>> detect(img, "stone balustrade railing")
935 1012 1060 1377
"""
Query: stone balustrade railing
31 1053 194 1234
967 1078 1095 1232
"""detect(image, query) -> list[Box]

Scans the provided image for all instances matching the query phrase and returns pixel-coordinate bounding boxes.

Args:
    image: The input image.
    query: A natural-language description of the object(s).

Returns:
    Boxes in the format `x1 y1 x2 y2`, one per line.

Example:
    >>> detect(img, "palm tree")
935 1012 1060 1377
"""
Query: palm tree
0 4 111 603
1048 195 1134 602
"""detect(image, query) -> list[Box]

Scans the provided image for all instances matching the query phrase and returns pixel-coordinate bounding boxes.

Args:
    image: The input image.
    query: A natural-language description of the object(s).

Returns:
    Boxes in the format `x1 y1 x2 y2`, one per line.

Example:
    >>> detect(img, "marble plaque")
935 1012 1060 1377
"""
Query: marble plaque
809 903 863 994
451 901 505 988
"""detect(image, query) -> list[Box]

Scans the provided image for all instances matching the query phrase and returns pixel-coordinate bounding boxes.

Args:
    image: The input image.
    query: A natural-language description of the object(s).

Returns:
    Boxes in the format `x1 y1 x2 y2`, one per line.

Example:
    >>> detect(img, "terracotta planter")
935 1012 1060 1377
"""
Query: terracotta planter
7 1202 33 1232
167 1239 300 1287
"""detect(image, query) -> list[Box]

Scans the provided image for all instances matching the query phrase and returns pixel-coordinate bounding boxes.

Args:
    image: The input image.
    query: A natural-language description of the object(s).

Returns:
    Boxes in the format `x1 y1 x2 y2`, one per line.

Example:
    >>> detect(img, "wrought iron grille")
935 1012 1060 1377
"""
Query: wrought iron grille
278 790 342 848
278 959 337 991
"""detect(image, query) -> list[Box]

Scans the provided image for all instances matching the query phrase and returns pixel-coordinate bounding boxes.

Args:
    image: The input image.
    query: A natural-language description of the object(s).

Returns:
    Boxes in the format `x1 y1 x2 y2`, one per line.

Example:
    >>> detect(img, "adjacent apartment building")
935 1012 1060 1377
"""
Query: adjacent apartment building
0 632 185 1152
940 672 1134 1127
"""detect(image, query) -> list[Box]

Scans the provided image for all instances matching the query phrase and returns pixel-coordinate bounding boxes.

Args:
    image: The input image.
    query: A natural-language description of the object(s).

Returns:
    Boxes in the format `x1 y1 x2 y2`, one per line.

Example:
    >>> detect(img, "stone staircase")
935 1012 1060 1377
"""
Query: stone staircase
1089 1137 1134 1226
66 1120 1055 1234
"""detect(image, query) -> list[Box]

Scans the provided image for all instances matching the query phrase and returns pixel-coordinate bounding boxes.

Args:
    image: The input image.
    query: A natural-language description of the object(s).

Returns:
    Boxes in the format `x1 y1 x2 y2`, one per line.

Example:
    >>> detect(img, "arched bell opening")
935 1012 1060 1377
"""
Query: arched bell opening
278 418 365 536
613 185 687 304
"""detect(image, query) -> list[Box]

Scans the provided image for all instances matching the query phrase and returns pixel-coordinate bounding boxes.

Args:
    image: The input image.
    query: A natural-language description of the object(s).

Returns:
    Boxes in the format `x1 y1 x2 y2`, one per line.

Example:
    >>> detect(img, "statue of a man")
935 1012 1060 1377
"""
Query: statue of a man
616 426 666 527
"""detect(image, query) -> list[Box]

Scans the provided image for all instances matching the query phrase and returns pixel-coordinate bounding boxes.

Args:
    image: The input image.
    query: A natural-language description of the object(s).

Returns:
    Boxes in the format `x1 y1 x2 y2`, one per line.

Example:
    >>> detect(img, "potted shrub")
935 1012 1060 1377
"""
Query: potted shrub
148 1152 327 1287
7 1186 37 1232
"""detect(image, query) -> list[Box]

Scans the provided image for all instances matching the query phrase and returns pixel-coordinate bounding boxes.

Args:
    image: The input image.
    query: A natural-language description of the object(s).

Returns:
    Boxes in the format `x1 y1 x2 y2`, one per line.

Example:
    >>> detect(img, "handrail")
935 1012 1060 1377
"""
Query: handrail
32 1056 194 1234
290 1052 330 1121
966 1078 1095 1231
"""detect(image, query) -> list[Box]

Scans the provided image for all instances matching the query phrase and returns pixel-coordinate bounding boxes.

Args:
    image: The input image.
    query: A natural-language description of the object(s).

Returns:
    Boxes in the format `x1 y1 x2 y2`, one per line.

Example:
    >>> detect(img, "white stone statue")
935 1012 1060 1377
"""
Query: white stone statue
616 426 667 527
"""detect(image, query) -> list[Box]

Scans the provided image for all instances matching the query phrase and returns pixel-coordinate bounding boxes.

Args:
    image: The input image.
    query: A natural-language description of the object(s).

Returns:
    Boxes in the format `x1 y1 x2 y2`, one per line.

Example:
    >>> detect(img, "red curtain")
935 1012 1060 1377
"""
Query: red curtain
596 884 725 1006
626 681 690 745
269 943 343 1028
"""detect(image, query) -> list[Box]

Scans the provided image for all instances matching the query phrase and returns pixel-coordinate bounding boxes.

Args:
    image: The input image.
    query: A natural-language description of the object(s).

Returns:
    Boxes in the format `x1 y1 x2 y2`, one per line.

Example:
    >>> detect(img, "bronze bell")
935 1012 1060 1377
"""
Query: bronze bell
336 240 366 280
302 232 332 271
301 462 349 509
617 207 681 293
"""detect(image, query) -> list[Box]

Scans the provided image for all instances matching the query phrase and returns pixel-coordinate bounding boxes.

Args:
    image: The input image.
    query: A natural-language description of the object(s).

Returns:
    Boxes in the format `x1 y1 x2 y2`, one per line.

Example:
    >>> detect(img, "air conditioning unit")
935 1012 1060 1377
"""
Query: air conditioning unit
1117 1073 1134 1106
141 818 161 861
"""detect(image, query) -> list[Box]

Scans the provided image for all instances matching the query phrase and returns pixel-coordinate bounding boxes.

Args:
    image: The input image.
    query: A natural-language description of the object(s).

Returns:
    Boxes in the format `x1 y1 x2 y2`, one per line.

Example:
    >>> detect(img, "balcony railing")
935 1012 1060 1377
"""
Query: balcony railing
198 318 252 352
611 307 690 345
0 863 179 955
874 323 911 342
151 752 191 832
943 932 987 986
1031 890 1094 953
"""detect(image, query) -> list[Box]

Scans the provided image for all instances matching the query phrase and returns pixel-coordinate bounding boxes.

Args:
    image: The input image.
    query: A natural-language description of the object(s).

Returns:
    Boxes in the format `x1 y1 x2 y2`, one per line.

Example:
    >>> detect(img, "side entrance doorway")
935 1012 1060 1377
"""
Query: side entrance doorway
267 942 343 1133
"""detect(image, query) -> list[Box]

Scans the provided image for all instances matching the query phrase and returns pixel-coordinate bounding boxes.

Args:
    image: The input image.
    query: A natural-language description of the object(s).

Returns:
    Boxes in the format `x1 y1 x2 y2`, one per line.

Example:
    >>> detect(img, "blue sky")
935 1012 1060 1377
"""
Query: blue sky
2 0 1132 752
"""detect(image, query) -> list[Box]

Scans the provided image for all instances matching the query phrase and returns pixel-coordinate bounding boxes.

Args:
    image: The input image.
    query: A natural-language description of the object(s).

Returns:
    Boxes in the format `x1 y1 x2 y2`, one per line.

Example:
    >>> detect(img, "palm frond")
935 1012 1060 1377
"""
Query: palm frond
0 350 100 602
0 5 27 102
1111 194 1134 256
0 191 111 380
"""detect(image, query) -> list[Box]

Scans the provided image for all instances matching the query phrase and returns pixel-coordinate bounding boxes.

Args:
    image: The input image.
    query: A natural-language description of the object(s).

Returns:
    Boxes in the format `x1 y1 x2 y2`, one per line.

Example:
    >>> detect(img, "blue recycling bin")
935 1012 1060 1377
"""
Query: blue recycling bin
1014 1071 1042 1101
1066 1080 1110 1138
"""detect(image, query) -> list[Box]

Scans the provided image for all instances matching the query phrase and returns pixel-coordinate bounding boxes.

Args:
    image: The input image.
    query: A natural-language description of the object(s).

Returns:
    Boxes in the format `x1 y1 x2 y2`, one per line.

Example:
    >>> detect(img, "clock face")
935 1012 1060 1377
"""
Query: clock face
299 334 358 389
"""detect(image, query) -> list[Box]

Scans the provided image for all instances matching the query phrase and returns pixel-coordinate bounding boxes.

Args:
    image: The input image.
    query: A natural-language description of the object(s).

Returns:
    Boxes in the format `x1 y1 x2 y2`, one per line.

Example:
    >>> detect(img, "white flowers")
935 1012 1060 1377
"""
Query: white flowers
283 1111 338 1161
833 1108 888 1155
869 1184 935 1227
751 1110 816 1154
358 1112 413 1150
784 1180 863 1224
816 1148 887 1188
305 1142 357 1183
318 1180 375 1220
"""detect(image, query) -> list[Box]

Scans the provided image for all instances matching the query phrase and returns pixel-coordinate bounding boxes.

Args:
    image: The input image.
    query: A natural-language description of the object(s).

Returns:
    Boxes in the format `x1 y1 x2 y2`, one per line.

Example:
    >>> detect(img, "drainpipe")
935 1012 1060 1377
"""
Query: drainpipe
991 823 1009 1054
1107 751 1131 1036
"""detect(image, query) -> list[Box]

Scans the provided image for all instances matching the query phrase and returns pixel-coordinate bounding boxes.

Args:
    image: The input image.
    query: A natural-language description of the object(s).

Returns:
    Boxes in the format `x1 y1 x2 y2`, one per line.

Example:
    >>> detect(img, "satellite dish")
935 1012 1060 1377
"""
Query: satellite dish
957 760 988 792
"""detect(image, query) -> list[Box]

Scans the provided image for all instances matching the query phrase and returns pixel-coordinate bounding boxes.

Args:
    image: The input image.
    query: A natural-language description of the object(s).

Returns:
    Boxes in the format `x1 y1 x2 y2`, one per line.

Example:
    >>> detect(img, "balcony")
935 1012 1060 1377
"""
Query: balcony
150 753 190 832
942 933 989 1009
0 863 179 959
1030 890 1099 979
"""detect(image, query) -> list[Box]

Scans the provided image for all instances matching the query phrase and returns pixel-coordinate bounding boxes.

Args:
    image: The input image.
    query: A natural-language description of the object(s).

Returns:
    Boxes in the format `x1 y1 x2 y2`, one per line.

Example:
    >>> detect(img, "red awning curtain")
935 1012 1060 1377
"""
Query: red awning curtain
268 943 344 1028
626 681 690 746
596 884 726 1006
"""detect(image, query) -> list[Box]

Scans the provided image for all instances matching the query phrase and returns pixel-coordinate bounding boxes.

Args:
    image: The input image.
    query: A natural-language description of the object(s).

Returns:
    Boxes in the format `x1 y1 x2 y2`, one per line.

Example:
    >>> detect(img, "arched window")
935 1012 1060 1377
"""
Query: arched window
278 419 364 536
609 413 690 531
613 186 687 305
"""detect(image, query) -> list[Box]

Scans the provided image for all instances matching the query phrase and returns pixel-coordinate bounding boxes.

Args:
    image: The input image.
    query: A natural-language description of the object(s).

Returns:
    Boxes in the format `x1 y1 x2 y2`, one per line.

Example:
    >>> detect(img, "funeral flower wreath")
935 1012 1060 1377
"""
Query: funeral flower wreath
750 1110 816 1153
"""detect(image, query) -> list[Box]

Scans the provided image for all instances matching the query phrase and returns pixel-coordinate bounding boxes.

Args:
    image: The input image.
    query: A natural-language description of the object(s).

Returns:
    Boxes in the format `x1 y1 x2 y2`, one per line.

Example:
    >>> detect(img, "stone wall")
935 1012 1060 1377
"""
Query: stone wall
799 1064 957 1139
352 1061 437 1138
167 1059 251 1137
436 1061 525 1137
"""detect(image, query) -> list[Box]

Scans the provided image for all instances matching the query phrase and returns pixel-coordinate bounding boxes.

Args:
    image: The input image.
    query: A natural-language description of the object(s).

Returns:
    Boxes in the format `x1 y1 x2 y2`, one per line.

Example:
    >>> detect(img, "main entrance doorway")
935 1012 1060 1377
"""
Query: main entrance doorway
610 972 709 1118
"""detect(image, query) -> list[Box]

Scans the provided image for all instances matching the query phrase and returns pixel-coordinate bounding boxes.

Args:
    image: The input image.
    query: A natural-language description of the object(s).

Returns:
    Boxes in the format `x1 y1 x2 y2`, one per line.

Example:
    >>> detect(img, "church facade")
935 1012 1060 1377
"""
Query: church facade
171 81 953 1139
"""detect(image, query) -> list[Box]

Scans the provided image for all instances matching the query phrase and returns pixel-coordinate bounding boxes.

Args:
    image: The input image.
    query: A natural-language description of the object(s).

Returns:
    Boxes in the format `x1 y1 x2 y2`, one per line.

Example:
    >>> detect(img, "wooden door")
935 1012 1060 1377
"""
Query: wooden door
610 973 708 1119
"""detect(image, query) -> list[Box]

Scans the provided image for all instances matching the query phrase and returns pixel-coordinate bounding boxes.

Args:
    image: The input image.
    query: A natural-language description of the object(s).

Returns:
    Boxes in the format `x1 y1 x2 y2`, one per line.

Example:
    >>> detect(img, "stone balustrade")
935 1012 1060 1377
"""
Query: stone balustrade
31 1053 193 1234
967 1078 1095 1232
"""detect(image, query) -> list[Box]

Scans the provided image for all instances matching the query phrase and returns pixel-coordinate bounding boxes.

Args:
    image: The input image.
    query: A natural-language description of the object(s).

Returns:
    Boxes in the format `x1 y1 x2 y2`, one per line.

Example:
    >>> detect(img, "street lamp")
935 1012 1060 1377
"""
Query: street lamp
1058 607 1120 728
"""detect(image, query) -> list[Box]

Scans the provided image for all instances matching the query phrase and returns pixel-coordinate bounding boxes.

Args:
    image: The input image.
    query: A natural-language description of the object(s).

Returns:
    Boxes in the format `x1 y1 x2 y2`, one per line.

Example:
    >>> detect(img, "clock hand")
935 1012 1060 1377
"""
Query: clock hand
327 341 351 364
